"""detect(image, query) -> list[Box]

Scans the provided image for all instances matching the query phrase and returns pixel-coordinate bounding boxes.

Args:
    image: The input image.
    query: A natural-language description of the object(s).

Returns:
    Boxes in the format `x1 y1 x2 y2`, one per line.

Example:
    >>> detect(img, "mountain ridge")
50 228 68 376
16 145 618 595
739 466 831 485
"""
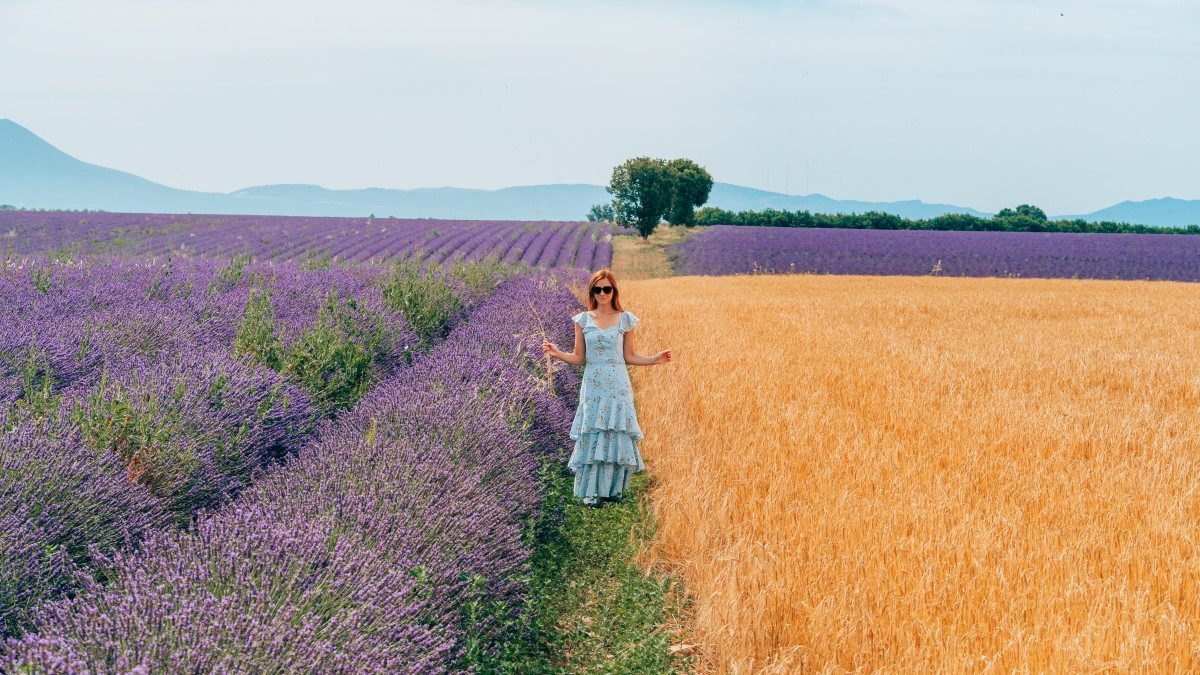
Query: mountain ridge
3 119 1197 226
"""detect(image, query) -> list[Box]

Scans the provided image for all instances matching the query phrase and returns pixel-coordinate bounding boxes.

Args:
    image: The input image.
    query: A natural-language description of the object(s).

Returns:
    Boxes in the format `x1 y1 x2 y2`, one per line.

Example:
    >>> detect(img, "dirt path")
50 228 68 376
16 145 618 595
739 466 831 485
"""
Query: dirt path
610 224 702 280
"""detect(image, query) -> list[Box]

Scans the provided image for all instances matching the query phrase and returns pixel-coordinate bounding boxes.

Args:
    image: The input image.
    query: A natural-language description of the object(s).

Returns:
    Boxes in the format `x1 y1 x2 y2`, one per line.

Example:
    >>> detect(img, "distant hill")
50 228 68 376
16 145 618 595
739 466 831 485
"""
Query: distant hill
226 183 613 219
0 118 232 213
3 118 1197 225
704 183 990 219
1054 197 1200 228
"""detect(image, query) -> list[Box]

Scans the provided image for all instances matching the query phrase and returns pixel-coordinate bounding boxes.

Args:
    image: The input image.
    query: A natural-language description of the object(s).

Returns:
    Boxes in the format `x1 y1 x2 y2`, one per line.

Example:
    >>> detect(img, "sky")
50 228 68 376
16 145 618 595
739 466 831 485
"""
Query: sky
1 0 1197 215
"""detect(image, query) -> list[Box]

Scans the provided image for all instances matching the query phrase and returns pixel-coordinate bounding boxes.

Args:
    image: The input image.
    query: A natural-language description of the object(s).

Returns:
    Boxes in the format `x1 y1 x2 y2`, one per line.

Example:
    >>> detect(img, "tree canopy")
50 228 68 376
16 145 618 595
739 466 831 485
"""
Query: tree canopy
607 157 675 239
586 203 615 222
664 159 713 227
606 157 713 239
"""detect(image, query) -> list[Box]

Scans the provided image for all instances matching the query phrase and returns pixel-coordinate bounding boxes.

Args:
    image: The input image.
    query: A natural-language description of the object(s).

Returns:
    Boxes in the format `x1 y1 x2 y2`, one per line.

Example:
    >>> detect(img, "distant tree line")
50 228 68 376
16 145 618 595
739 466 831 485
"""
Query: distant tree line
692 203 1200 235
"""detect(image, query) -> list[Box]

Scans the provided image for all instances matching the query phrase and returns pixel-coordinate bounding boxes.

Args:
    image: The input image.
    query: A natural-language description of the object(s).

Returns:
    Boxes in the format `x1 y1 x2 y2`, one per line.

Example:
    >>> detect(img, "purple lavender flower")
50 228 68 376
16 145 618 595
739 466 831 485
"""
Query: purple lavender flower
2 268 584 669
0 211 613 270
668 225 1200 281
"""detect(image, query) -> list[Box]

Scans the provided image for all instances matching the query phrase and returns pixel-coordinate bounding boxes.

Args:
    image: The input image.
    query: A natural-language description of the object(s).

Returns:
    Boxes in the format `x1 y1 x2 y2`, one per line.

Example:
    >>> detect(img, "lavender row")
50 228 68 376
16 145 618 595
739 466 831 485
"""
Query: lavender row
0 256 500 637
0 257 413 410
0 211 616 271
3 269 584 672
667 225 1200 281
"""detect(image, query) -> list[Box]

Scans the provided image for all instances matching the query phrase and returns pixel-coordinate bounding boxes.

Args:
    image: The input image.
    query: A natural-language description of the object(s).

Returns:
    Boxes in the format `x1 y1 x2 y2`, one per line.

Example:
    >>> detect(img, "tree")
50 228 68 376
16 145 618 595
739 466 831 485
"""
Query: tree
586 203 615 222
607 157 674 240
994 204 1049 232
995 204 1047 221
664 159 713 227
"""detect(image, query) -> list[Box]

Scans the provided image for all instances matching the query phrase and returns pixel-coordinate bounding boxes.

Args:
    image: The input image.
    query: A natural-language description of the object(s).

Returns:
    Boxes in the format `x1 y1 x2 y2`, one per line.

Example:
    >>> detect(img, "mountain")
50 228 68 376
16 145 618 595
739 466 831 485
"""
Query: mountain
3 119 1197 225
226 183 613 219
1054 198 1200 228
0 119 233 213
703 183 990 219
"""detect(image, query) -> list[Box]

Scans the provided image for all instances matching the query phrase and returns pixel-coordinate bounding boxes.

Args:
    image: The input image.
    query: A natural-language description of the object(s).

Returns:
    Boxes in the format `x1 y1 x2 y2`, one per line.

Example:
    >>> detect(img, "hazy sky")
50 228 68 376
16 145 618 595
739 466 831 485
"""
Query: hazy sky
2 0 1196 214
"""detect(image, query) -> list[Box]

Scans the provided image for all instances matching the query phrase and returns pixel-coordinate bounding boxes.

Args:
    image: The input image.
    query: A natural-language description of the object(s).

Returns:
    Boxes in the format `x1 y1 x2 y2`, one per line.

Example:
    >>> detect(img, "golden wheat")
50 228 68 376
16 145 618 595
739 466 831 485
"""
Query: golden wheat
625 273 1200 673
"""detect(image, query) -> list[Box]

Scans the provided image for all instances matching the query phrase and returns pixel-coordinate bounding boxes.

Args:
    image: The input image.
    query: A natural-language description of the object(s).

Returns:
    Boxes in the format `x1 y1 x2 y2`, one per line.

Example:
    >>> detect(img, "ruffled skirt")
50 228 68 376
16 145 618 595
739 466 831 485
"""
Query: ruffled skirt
568 394 645 499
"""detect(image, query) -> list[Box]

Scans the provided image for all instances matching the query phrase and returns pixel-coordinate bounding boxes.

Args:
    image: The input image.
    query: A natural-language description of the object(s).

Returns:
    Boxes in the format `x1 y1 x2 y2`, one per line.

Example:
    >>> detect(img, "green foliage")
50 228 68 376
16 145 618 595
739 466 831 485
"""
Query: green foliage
48 242 83 263
29 264 52 293
608 157 675 240
235 284 392 415
72 370 204 520
457 570 520 669
379 258 464 349
993 203 1051 232
5 347 60 423
233 287 285 371
145 257 174 302
693 204 1200 235
609 156 714 236
587 202 616 222
233 284 390 414
471 459 691 673
208 252 252 296
664 159 714 227
299 249 333 271
996 204 1048 221
286 289 391 414
445 255 520 297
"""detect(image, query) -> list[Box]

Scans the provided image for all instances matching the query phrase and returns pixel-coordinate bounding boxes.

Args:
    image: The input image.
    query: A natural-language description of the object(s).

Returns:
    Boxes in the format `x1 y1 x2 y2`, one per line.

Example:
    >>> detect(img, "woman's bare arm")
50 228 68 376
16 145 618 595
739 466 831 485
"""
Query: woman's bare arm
543 323 586 366
623 330 669 366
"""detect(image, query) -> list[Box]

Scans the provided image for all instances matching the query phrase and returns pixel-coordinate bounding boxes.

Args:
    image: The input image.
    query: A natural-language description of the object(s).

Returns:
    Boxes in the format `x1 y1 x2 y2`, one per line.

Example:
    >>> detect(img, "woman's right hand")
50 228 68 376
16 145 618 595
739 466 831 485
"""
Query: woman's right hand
541 340 560 360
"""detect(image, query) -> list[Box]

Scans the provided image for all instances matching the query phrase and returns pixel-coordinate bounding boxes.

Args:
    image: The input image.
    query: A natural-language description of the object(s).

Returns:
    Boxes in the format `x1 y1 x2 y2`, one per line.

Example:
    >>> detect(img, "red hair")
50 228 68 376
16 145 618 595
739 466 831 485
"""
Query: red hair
586 269 623 312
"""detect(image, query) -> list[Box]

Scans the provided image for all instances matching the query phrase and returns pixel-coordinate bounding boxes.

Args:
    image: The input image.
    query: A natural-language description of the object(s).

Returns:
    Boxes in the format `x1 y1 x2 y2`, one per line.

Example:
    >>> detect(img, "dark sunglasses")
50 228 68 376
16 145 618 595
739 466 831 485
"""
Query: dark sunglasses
591 285 614 295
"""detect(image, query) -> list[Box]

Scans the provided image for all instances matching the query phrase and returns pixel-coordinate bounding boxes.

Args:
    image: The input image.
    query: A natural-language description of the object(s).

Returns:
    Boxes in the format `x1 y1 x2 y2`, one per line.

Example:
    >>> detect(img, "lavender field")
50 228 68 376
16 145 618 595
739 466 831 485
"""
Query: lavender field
668 225 1200 281
0 211 620 270
0 247 595 669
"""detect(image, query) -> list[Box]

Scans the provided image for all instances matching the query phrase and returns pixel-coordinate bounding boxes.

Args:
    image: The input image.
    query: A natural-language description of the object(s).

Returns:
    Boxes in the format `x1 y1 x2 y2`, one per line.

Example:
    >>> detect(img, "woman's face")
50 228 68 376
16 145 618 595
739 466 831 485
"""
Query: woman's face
593 279 614 306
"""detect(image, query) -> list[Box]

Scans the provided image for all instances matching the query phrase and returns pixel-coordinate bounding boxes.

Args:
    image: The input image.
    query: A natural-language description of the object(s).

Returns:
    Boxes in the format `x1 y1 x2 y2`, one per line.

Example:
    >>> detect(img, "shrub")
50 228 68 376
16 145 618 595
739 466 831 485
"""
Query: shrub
379 258 465 349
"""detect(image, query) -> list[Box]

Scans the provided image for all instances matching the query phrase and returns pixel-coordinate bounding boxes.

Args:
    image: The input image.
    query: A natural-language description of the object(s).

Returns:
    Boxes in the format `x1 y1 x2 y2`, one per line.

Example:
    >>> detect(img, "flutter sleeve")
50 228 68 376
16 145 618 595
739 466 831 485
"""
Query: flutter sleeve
620 311 640 333
572 311 587 328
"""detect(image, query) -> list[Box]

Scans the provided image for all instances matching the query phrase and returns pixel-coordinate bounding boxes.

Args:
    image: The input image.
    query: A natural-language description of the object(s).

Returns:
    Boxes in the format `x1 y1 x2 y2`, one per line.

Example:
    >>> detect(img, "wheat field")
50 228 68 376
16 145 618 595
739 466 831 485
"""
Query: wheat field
624 273 1200 672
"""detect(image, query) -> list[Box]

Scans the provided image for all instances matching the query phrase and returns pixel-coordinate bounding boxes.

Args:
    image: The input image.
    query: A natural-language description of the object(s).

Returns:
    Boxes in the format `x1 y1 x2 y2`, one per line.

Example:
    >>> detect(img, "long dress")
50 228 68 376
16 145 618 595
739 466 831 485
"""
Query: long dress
568 309 646 500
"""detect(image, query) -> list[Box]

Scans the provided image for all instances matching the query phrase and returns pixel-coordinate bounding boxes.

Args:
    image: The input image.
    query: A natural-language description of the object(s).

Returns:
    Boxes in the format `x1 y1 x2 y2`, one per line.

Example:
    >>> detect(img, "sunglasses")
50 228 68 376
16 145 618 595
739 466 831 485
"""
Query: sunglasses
591 285 614 295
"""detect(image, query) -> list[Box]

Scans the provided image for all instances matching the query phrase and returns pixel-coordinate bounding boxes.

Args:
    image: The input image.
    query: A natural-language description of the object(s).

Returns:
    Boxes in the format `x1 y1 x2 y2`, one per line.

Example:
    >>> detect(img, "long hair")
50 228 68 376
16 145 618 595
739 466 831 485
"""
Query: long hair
586 269 623 312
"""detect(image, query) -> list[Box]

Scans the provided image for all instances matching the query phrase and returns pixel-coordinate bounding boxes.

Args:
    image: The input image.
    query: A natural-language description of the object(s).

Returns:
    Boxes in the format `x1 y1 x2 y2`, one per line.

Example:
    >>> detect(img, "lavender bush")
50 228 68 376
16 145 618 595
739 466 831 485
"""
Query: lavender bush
68 351 313 521
669 225 1200 281
0 254 512 640
0 412 167 635
2 269 584 671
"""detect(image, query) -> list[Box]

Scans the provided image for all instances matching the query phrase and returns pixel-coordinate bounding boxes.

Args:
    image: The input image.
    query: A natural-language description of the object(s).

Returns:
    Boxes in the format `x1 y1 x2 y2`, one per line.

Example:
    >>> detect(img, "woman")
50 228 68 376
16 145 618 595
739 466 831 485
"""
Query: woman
541 269 672 506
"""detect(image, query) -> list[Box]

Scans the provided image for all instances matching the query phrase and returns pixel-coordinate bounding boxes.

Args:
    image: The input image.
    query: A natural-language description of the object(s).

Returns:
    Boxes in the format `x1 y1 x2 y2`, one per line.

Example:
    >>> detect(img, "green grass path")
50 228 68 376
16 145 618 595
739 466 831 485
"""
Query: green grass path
495 461 694 674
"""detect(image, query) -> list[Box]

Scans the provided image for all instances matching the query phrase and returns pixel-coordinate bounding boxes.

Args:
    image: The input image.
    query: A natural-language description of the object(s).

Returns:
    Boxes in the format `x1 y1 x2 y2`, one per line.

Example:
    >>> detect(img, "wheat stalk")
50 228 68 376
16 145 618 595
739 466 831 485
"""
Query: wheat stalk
524 300 564 395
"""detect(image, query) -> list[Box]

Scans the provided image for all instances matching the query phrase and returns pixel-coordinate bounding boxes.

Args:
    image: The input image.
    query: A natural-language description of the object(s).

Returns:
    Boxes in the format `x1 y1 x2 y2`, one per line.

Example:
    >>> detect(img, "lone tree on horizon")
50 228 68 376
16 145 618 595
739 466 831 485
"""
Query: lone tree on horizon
607 156 713 239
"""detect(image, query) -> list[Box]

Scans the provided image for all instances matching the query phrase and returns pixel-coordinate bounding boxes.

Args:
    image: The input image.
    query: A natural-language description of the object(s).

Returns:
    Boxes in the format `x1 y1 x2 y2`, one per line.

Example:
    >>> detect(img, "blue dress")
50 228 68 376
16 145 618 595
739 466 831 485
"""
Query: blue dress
568 310 645 499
